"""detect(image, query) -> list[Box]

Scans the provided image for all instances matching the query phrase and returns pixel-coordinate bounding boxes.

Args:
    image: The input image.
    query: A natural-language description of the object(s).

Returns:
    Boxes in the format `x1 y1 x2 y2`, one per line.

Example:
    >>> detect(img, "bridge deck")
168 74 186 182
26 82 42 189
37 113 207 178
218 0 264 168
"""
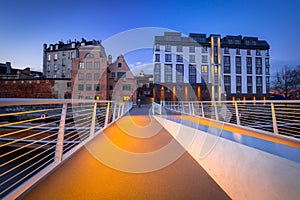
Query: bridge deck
22 105 229 199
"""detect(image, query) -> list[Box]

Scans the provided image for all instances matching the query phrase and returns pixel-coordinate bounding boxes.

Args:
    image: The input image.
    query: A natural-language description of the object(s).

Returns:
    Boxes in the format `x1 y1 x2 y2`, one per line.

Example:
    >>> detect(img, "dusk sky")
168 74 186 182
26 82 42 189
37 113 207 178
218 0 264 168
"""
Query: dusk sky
1 0 300 77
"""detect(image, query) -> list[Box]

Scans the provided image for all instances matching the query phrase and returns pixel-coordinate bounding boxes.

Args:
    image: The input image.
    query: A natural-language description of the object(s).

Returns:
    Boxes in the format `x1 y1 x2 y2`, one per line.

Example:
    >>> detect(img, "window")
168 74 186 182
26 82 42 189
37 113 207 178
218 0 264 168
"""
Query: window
201 65 208 73
189 55 195 63
266 67 270 75
247 49 251 55
265 58 270 66
54 54 58 60
256 49 261 56
236 56 241 74
165 54 172 62
111 72 116 78
224 75 231 85
228 39 233 44
48 55 51 61
236 48 240 55
94 62 100 69
202 55 208 63
85 53 94 58
94 84 100 91
236 86 241 94
225 86 231 94
256 57 262 74
252 40 257 45
86 62 93 69
154 64 161 83
177 45 183 52
176 54 183 62
155 54 160 62
189 46 195 53
94 73 100 80
117 72 126 78
236 76 242 85
67 82 71 87
78 73 84 80
266 76 270 84
78 84 84 91
256 86 262 94
235 39 241 44
122 84 131 90
165 45 171 52
245 40 250 45
176 64 184 83
155 44 160 51
118 63 122 68
247 57 252 74
224 56 231 73
256 76 262 85
202 46 207 53
189 64 196 83
247 86 253 93
109 85 113 90
164 64 172 83
86 84 92 91
79 62 84 69
247 76 252 86
224 47 229 54
86 73 92 80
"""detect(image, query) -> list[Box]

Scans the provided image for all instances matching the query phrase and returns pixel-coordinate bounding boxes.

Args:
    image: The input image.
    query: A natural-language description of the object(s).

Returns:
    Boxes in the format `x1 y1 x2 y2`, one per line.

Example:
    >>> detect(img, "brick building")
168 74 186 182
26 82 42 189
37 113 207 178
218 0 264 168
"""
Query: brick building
108 55 137 103
71 42 108 100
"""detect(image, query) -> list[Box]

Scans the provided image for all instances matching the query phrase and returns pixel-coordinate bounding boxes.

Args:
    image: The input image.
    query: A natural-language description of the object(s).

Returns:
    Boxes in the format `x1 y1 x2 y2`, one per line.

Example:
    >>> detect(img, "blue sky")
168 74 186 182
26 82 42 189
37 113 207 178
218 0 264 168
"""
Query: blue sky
0 0 300 77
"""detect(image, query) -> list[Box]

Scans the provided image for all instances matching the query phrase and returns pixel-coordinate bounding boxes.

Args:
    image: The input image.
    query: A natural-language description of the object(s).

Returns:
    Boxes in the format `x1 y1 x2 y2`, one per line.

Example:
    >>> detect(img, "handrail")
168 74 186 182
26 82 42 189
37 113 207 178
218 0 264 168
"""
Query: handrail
159 100 300 139
0 99 132 199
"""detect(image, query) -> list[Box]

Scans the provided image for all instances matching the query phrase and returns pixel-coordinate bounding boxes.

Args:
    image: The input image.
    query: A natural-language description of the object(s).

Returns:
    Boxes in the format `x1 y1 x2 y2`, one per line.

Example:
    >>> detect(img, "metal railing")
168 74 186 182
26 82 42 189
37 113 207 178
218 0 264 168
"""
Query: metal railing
161 100 300 138
0 98 132 199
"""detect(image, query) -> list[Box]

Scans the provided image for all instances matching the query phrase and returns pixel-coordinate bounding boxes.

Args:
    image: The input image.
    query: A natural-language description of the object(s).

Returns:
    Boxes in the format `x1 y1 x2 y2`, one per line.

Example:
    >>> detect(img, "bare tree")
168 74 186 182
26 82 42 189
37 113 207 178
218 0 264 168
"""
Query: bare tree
272 65 298 98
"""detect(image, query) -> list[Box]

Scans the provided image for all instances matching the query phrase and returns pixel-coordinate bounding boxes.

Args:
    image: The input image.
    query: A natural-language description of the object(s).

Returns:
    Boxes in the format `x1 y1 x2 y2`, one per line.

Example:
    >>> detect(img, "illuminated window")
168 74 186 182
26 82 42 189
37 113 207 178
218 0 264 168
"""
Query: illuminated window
79 62 84 69
201 65 208 73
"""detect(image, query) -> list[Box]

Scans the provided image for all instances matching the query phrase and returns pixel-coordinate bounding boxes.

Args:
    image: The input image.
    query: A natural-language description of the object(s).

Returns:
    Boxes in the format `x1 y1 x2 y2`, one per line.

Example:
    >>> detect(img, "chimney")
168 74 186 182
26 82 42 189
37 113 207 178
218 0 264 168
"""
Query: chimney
6 62 11 74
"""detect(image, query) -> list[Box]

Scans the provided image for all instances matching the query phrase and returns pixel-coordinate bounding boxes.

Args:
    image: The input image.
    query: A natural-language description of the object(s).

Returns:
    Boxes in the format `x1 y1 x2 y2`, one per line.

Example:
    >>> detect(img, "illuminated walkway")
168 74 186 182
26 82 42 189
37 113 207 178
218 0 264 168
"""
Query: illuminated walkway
22 105 230 199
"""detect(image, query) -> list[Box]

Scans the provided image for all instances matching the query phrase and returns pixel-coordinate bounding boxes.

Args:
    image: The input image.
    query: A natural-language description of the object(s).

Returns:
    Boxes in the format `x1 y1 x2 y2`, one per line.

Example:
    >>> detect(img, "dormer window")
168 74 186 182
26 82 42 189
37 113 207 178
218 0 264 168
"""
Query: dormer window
50 46 53 51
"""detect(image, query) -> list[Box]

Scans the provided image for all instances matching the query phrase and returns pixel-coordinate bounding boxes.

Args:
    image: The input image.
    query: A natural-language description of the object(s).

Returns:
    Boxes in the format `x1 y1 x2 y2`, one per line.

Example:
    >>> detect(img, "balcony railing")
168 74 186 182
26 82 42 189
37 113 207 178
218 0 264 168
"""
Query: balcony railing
0 98 132 199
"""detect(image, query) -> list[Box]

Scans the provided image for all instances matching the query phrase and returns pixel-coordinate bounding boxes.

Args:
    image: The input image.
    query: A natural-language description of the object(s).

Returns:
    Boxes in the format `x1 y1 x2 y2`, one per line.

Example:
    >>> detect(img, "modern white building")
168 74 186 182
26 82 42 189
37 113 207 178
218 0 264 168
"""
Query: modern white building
153 32 270 101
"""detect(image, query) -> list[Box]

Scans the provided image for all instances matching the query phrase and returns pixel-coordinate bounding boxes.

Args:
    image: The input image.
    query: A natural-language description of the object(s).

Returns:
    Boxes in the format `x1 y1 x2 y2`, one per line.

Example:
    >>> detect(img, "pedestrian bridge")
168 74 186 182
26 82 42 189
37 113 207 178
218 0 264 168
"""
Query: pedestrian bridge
0 99 300 199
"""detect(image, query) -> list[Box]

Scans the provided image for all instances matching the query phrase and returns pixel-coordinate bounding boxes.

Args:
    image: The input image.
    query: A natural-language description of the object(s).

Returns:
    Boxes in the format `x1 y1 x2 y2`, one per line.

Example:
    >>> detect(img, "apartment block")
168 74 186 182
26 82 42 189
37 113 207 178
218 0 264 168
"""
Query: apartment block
153 32 270 101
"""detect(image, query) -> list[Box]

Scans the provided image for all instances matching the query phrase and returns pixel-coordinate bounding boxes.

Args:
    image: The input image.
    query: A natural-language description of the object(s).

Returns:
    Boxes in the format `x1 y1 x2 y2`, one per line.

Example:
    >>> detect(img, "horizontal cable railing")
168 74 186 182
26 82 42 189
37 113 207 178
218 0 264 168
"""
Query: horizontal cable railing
160 100 300 138
0 98 132 199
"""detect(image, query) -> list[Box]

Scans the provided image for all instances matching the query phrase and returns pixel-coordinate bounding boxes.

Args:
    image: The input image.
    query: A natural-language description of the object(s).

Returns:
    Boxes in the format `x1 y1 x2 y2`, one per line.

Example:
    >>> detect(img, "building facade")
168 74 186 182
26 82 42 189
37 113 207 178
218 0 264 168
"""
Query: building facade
108 55 137 103
71 43 108 100
153 32 270 101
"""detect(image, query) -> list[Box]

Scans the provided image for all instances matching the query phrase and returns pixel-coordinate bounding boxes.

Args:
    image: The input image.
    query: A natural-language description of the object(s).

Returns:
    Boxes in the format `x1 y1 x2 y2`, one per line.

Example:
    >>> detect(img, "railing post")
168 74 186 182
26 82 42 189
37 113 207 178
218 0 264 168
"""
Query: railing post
90 102 97 138
201 102 205 118
55 103 67 163
117 103 121 118
159 103 162 115
214 102 219 121
271 102 278 134
235 101 240 126
104 102 110 127
189 102 192 115
112 102 117 122
191 102 195 116
121 103 125 116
